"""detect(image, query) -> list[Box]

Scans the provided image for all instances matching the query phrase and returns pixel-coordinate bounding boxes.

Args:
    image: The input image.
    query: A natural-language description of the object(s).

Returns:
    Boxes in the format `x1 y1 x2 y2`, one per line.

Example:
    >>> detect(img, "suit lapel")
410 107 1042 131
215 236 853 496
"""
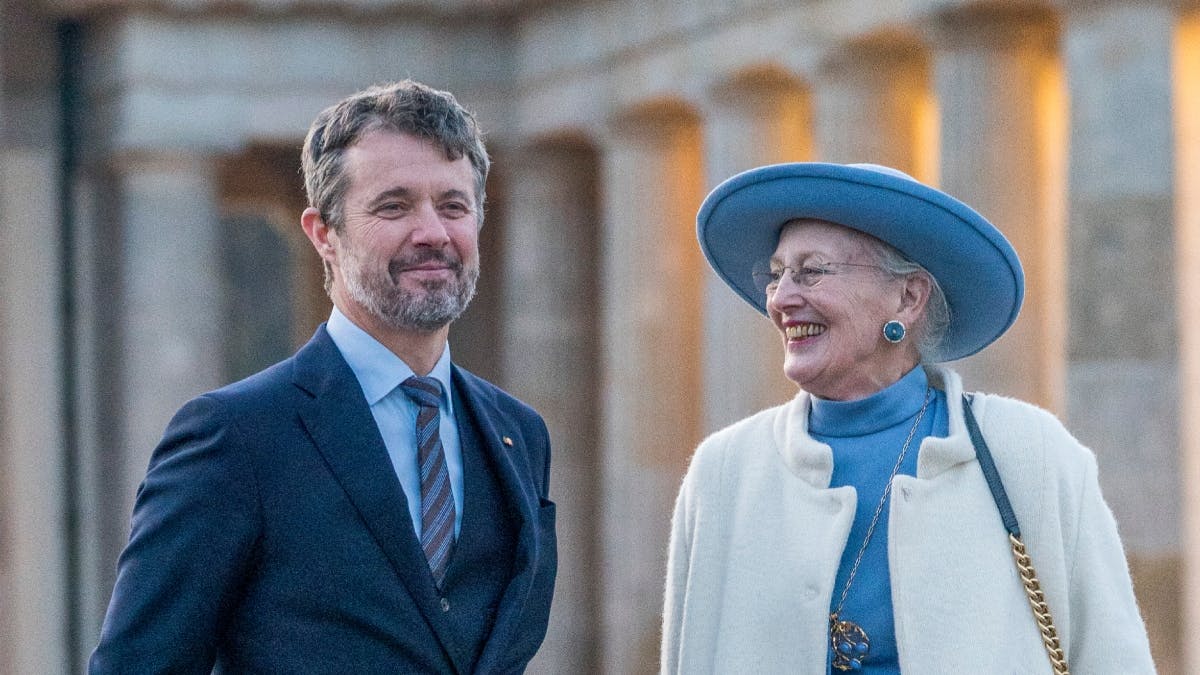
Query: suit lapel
451 367 544 669
292 327 465 670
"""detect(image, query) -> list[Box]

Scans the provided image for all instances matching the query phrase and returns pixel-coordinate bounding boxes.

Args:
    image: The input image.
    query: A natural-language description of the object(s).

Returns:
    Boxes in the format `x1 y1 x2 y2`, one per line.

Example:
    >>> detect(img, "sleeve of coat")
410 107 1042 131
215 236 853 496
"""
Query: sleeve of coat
1064 453 1156 674
661 433 727 675
660 464 695 675
89 395 261 675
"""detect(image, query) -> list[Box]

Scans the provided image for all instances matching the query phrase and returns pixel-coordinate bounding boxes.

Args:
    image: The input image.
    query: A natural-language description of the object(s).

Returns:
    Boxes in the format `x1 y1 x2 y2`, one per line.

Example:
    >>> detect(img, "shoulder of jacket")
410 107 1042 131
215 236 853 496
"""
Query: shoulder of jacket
687 403 789 480
700 402 787 450
204 357 297 409
967 391 1097 477
968 392 1068 437
453 364 546 426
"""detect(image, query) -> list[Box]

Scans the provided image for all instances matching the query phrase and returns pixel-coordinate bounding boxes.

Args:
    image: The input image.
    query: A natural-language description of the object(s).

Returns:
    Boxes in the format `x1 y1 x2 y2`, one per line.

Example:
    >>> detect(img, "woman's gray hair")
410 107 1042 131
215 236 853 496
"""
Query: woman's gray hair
866 238 951 362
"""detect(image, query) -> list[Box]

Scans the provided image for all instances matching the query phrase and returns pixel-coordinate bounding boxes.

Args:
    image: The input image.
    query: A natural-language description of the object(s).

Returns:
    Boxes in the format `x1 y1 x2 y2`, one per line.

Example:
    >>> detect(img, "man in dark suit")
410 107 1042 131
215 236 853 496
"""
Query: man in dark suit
90 80 557 673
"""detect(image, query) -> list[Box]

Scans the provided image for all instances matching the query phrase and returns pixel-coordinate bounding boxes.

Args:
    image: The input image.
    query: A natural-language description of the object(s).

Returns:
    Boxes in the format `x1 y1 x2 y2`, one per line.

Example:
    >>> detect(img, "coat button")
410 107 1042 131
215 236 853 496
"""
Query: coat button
440 597 451 612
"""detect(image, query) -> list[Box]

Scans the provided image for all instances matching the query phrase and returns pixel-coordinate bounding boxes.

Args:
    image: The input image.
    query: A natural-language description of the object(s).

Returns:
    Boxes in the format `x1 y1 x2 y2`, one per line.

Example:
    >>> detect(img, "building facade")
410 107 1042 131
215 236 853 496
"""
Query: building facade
0 0 1194 672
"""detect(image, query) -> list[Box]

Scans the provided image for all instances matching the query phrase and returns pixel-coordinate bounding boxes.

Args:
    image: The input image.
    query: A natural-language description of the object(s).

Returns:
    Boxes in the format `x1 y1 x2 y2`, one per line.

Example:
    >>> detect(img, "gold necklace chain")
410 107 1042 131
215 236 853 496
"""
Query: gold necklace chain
830 387 933 671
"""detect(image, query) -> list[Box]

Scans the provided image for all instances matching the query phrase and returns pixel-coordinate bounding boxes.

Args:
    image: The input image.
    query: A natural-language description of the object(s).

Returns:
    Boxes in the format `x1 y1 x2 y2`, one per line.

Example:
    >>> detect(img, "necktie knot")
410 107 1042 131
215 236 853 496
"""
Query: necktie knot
401 375 442 410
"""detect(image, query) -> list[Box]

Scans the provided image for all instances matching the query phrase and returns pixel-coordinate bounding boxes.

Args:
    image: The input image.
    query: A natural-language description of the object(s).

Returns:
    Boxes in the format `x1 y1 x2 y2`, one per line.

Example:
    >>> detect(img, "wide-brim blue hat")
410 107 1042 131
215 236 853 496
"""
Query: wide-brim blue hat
697 162 1024 362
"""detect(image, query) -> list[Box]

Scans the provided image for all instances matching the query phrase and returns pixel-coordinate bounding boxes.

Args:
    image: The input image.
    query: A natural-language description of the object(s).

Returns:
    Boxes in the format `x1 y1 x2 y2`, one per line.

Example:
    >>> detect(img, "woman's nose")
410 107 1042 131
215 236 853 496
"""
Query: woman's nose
766 273 806 312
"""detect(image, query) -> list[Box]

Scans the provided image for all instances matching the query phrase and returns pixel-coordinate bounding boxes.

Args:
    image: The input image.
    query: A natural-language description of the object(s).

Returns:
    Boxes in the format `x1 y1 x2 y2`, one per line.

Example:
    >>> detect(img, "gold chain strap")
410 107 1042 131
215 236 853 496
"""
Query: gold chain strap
1009 533 1070 675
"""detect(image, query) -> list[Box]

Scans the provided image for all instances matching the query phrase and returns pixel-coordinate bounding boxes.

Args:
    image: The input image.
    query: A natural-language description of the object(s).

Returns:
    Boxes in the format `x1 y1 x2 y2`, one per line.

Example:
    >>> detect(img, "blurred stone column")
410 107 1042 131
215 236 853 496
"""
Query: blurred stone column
702 68 810 433
105 151 224 562
502 140 602 674
600 104 705 674
814 37 937 182
0 149 70 674
1061 2 1180 672
928 6 1068 412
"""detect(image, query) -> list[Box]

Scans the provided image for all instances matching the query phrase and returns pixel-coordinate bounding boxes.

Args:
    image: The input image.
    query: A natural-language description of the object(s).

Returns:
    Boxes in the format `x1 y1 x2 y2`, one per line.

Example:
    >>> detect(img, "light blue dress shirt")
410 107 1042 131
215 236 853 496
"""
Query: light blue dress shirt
326 307 464 539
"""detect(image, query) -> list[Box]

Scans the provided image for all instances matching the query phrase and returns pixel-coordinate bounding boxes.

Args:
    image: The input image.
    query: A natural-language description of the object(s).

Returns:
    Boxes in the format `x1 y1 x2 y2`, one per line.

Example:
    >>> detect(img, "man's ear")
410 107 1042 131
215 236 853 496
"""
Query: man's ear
301 206 337 264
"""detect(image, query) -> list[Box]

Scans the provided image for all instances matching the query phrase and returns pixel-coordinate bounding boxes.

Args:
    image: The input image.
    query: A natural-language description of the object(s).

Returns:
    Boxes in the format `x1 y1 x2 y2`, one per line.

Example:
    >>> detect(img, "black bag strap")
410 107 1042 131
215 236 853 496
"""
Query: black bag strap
961 394 1020 538
961 394 1071 674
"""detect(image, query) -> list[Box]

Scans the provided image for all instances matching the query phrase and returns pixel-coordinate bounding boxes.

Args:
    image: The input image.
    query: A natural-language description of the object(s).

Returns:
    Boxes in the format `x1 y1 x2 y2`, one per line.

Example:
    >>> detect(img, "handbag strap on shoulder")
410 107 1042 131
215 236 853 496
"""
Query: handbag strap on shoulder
961 394 1020 537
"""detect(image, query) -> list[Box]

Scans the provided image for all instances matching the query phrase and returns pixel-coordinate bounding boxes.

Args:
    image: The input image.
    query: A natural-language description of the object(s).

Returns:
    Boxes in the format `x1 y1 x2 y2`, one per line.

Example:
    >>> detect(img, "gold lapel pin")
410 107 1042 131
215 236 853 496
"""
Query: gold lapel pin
502 436 514 447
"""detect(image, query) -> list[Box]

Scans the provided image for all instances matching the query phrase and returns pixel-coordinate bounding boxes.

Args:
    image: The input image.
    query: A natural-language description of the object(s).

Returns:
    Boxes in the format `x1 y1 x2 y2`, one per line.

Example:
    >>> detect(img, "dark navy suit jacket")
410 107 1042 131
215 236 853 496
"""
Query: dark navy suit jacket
90 326 557 673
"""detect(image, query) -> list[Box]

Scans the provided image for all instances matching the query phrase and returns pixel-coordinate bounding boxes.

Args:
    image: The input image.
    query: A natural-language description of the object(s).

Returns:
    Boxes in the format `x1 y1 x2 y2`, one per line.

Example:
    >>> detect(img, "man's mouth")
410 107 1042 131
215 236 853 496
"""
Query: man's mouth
390 254 461 278
785 323 826 340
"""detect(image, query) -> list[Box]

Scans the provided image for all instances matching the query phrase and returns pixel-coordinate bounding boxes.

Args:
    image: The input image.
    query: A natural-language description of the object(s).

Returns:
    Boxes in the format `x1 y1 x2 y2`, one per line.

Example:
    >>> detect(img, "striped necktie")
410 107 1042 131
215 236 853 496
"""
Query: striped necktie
400 376 455 586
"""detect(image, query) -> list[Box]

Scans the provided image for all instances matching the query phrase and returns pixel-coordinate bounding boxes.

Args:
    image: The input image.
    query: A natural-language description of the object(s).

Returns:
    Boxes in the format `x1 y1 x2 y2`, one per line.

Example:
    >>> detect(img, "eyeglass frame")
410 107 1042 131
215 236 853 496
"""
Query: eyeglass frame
751 260 892 295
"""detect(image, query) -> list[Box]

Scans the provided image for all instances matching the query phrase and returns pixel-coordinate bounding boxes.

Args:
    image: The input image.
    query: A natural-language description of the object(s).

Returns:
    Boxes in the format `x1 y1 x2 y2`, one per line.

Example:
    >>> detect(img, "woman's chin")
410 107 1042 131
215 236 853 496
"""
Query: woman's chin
782 361 818 391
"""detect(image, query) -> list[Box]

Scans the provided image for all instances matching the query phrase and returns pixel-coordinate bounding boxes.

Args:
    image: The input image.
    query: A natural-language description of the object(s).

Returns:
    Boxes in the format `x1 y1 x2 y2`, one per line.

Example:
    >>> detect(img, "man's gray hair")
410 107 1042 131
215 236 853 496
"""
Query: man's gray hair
301 79 490 232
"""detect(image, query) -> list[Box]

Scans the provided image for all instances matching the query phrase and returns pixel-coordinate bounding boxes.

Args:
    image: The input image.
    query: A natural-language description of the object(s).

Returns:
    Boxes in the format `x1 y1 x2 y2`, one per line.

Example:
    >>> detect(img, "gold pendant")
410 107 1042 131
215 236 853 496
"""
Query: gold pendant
830 614 870 671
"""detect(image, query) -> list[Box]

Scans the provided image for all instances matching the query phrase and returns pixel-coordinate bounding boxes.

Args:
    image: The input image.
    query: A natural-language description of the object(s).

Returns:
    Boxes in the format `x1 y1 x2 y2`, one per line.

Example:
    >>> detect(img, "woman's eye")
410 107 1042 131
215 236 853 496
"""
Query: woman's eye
798 267 828 284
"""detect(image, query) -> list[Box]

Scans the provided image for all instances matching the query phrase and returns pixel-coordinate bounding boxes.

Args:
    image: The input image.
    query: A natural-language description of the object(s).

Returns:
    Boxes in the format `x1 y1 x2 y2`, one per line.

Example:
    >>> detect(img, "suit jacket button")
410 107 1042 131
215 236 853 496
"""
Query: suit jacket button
440 597 451 612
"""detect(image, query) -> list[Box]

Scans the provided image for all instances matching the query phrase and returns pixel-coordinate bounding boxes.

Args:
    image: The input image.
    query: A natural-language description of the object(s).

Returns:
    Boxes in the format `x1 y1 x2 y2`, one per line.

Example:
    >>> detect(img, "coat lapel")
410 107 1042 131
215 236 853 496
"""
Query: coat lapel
291 327 465 670
451 367 545 670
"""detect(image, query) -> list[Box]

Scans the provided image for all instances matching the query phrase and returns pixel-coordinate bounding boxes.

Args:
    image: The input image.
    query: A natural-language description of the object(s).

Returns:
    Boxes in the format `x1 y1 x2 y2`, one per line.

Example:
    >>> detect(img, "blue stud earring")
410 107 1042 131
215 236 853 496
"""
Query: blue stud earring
883 320 906 344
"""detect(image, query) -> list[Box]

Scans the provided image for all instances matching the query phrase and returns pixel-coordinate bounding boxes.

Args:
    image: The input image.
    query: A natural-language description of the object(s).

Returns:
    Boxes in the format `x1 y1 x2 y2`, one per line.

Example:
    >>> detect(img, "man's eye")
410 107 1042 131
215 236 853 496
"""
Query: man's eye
441 202 470 216
375 202 407 216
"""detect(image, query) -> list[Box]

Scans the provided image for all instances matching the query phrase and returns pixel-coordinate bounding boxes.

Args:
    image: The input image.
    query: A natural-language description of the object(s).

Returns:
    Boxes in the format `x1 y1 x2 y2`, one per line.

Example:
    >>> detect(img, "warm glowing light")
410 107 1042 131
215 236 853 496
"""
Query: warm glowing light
1171 13 1200 674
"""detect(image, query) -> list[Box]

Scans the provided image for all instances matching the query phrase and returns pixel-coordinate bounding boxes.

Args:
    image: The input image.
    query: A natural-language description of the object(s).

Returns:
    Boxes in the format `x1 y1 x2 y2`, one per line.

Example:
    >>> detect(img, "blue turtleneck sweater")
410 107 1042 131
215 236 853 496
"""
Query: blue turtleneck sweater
809 367 949 674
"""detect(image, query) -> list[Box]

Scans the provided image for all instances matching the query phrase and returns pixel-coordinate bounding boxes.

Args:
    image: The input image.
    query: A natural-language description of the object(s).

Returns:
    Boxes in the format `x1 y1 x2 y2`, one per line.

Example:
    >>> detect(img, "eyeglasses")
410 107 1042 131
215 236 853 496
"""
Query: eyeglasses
751 261 888 295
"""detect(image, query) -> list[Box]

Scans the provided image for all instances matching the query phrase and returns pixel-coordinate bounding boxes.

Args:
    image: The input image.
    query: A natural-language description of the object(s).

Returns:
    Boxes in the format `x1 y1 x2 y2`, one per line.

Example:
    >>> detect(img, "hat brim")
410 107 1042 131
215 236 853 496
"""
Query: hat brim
697 162 1024 362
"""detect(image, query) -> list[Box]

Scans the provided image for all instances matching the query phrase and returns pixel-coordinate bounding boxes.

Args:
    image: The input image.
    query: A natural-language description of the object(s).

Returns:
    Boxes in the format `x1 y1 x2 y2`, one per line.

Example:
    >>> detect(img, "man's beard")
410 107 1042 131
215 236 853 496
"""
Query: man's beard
341 246 479 332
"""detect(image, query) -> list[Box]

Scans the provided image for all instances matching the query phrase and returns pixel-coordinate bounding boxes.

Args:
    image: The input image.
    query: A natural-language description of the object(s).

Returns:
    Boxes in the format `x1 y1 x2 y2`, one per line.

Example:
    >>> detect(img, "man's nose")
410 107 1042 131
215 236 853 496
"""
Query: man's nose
410 202 452 246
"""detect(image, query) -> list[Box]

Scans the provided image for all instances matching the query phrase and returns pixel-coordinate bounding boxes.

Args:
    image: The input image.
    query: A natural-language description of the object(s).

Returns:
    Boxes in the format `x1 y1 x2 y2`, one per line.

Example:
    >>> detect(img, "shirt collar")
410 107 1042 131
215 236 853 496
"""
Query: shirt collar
326 305 454 407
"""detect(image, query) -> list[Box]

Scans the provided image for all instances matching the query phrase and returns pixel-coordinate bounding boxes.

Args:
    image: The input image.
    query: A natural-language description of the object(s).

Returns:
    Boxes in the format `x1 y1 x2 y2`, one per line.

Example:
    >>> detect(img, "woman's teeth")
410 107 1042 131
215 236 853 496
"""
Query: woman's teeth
785 323 825 339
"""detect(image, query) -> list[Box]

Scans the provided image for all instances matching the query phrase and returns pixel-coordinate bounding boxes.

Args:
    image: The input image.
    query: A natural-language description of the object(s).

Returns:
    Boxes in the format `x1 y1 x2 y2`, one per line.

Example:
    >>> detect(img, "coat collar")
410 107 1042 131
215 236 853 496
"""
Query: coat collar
774 365 978 487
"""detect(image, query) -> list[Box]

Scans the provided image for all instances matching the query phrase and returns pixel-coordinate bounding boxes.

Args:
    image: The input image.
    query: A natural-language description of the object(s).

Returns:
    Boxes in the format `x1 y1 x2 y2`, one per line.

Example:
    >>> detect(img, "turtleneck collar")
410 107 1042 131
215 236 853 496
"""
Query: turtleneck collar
774 366 976 486
808 366 929 438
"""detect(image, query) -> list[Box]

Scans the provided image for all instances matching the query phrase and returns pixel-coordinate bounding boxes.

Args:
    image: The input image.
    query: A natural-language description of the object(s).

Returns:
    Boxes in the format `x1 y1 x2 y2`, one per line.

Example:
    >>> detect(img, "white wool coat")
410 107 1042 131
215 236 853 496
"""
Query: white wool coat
661 367 1155 674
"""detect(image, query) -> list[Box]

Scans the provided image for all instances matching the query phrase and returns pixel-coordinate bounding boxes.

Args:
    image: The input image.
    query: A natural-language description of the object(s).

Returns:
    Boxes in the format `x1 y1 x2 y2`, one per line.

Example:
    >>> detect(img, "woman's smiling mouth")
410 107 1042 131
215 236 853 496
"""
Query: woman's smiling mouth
785 323 826 340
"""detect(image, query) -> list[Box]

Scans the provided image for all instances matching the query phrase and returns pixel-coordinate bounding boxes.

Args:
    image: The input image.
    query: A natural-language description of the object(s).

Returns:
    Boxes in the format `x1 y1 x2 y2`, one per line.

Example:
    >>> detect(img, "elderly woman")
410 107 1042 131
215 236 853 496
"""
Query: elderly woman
661 163 1154 674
